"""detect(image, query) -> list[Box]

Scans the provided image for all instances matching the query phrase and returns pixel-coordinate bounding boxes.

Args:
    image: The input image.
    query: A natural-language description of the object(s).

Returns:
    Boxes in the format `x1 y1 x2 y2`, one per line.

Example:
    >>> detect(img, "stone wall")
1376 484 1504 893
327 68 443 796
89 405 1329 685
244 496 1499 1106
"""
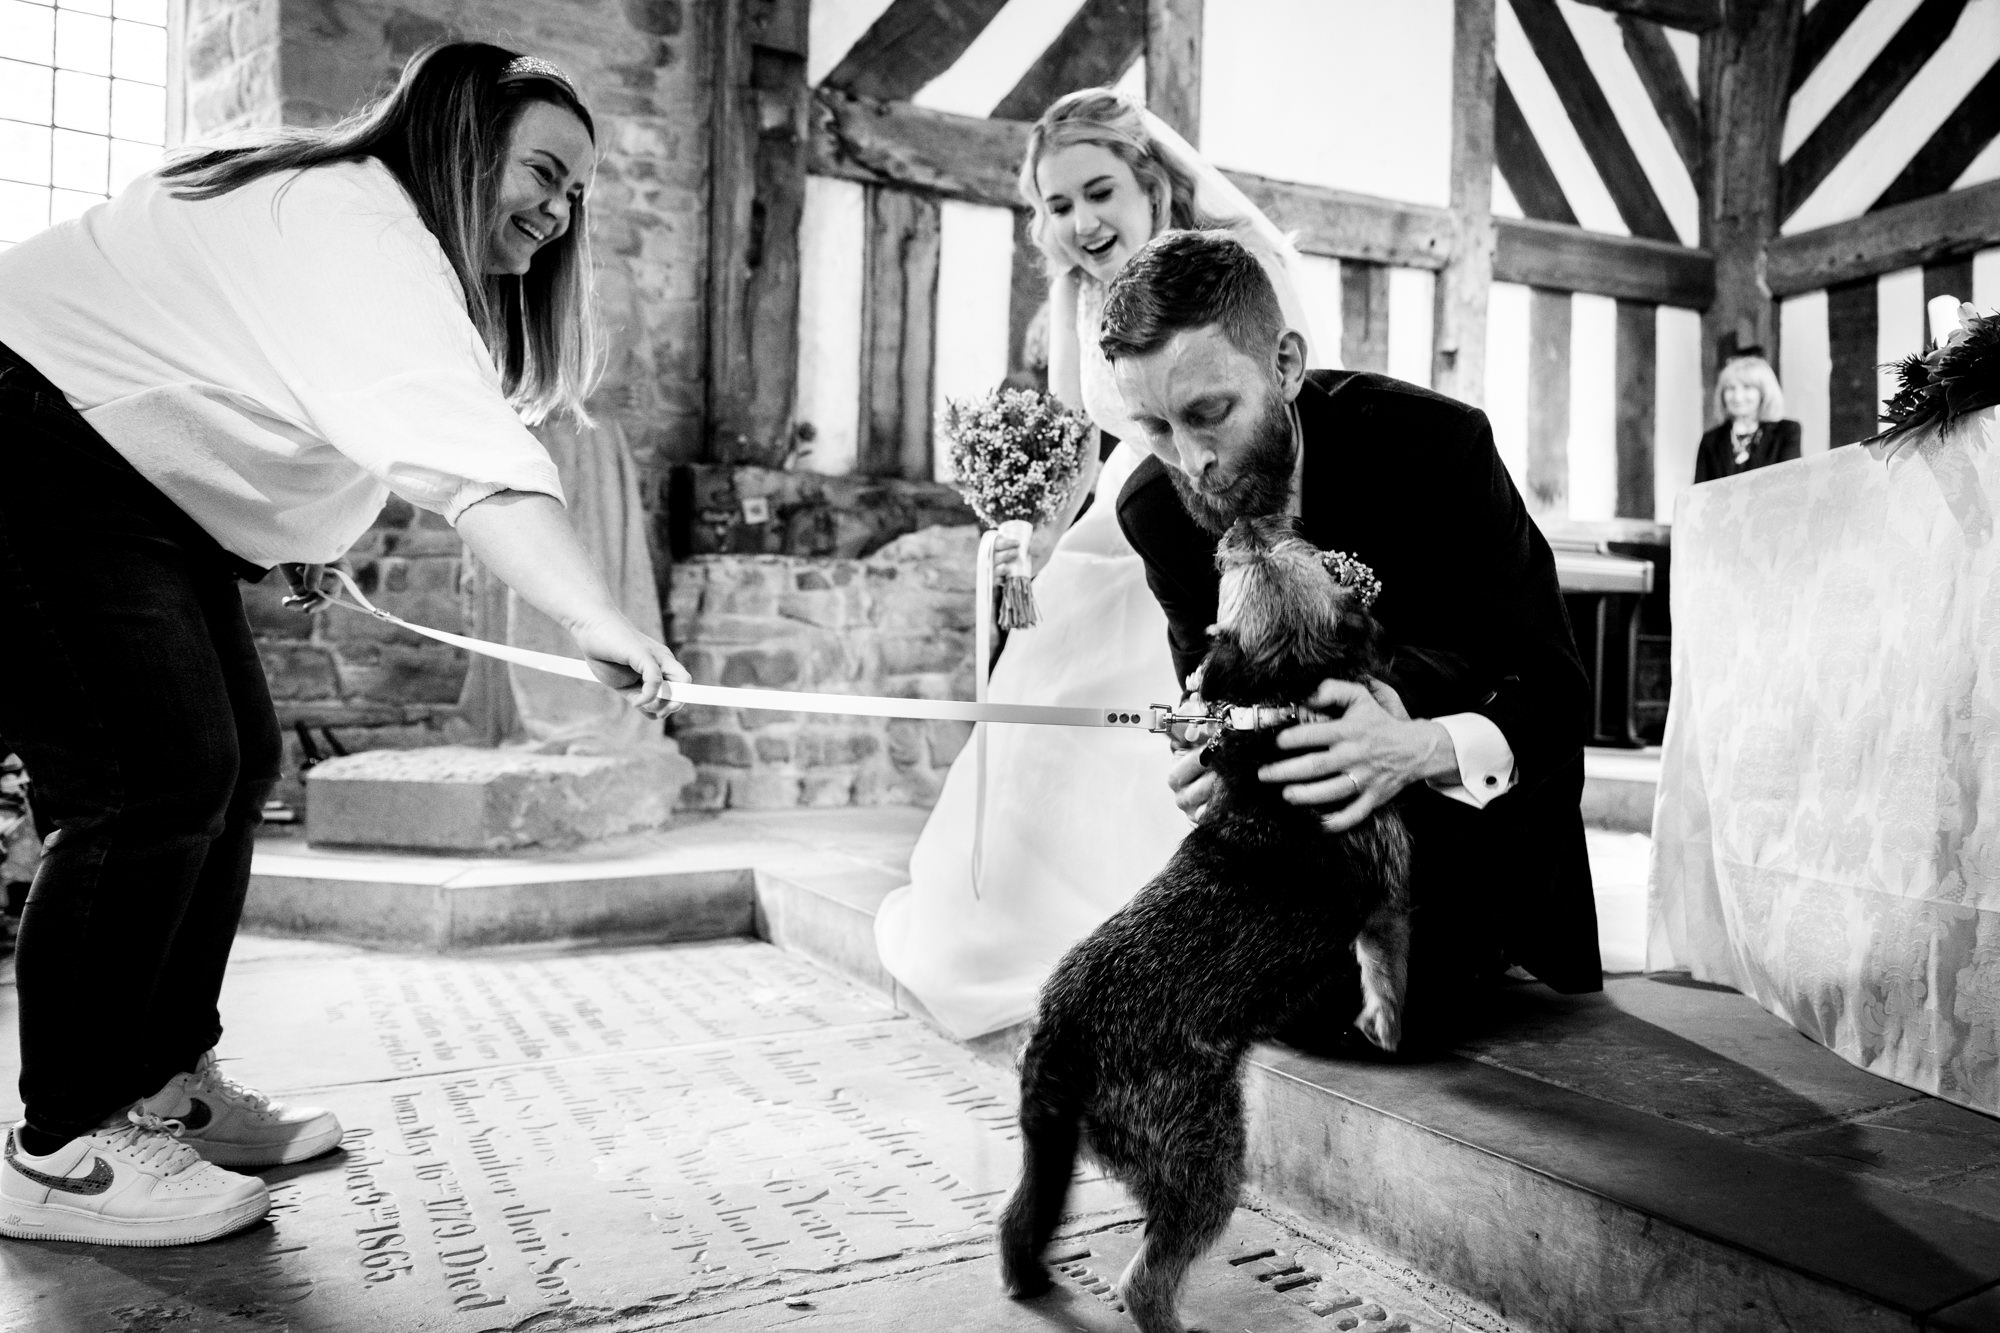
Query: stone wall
666 527 981 810
250 499 481 811
672 463 978 561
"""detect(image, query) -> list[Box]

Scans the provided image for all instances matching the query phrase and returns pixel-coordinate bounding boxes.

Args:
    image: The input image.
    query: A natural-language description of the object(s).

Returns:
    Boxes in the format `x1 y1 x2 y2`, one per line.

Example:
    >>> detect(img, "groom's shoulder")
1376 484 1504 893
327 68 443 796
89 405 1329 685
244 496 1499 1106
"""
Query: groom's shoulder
1306 369 1486 434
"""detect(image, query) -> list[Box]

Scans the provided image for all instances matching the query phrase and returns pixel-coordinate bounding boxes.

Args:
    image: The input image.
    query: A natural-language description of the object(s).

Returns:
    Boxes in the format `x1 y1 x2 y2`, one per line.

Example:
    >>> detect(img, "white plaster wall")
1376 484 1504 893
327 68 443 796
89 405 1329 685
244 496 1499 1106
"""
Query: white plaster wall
1655 305 1704 521
1292 252 1344 368
1497 0 1629 234
795 174 865 475
1485 280 1533 490
1385 266 1436 389
913 0 1090 117
1781 289 1834 455
1560 0 1698 245
1200 0 1454 207
1567 292 1618 520
932 201 1019 482
1784 0 2000 234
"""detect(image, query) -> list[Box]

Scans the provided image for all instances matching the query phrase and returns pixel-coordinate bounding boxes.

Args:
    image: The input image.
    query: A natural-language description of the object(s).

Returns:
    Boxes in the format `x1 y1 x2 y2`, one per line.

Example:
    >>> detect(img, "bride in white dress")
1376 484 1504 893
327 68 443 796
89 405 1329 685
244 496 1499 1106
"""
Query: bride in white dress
874 89 1330 1040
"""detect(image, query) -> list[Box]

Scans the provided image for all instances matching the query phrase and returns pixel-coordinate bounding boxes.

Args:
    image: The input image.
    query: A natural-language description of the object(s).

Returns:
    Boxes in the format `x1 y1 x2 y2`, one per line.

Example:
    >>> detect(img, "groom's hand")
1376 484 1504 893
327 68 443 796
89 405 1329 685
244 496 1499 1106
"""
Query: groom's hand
1166 745 1218 825
1259 678 1458 834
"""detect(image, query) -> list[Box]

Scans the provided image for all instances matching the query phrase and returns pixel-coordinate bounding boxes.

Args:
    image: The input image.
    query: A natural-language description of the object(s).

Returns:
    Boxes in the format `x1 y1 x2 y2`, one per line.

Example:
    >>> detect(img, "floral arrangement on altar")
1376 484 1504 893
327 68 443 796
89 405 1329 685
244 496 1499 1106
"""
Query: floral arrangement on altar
940 386 1091 629
1872 301 2000 461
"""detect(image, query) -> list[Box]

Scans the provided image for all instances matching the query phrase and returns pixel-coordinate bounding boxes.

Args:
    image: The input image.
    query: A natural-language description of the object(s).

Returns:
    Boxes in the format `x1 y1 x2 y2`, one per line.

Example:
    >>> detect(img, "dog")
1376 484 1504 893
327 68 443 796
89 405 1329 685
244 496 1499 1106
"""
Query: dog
995 514 1419 1333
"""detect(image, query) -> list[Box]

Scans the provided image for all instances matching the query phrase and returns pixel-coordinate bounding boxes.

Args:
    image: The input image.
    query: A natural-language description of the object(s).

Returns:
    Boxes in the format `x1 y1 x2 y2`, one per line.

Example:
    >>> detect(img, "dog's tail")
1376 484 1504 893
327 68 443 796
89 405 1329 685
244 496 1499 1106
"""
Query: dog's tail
996 1025 1085 1298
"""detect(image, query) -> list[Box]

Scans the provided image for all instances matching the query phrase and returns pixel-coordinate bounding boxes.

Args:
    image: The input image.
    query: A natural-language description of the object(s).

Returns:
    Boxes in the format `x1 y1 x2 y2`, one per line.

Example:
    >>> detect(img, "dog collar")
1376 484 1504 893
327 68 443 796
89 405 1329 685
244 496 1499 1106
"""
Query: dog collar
1148 702 1316 734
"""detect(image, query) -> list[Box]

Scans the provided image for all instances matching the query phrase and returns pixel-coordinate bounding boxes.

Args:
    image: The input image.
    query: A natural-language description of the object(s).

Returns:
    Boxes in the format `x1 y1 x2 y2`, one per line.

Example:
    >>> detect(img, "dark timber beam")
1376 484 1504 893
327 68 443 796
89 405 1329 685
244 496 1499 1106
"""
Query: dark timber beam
1825 277 1878 448
1494 218 1713 307
812 90 1031 208
1614 300 1657 518
821 0 1011 103
992 0 1144 123
1871 60 2000 211
1146 0 1203 144
1699 0 1803 398
1526 288 1572 515
809 92 1715 308
858 187 941 480
1342 261 1392 373
1766 177 2000 295
1234 174 1459 270
707 0 810 466
1495 73 1579 224
1619 15 1701 182
1779 0 1969 221
1789 0 1868 93
1569 0 1720 30
1434 0 1498 403
1510 0 1679 241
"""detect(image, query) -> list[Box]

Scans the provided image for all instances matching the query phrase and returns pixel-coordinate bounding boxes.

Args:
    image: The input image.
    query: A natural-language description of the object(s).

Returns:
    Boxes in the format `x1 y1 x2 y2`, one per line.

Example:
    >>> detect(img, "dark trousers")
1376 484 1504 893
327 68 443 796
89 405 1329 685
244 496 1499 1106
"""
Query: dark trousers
0 342 279 1139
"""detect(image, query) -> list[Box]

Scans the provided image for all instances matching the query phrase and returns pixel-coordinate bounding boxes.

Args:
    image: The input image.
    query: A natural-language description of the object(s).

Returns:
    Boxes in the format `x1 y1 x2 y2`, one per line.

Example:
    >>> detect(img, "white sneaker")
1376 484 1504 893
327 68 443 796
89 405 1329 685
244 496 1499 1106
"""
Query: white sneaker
136 1051 342 1168
1 1114 269 1246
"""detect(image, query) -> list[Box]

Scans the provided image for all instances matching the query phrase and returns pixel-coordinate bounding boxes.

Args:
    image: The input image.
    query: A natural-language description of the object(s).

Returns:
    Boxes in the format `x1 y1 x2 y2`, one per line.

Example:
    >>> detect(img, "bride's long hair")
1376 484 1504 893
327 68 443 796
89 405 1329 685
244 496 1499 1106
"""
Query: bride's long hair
159 41 600 425
1018 88 1232 279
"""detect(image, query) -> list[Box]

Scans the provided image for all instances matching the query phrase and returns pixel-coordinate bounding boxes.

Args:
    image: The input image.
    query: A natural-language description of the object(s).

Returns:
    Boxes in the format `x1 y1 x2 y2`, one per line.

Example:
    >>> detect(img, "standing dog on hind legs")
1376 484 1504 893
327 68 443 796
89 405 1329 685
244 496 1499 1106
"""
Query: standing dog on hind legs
995 514 1419 1333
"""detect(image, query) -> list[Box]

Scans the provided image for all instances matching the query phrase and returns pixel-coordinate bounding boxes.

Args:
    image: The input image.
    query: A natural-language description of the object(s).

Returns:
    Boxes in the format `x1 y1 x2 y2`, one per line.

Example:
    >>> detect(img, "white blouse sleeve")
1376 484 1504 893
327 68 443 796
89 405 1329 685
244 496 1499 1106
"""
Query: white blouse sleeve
199 163 564 521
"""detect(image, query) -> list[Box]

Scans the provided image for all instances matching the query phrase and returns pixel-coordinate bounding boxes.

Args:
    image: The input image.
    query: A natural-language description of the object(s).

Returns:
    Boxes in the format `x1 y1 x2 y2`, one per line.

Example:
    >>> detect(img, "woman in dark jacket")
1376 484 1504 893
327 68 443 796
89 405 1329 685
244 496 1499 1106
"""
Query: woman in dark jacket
1694 353 1801 483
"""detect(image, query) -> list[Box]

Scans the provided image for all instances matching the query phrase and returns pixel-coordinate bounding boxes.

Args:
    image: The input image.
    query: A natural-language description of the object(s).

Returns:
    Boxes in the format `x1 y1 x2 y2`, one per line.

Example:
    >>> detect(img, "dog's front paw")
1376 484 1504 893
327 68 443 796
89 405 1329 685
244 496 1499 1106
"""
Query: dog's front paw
1354 997 1402 1052
998 1241 1054 1299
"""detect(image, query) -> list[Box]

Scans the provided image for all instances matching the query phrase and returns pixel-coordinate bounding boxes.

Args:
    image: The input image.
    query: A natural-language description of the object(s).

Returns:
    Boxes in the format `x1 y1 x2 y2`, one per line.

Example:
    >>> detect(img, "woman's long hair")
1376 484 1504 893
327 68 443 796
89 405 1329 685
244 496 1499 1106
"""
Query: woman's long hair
1017 87 1230 278
160 41 599 424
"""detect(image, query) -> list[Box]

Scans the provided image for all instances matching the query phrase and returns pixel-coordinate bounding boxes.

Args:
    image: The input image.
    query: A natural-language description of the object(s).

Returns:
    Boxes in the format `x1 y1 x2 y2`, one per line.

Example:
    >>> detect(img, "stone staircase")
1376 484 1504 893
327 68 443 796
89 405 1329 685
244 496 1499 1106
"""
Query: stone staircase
244 749 2000 1332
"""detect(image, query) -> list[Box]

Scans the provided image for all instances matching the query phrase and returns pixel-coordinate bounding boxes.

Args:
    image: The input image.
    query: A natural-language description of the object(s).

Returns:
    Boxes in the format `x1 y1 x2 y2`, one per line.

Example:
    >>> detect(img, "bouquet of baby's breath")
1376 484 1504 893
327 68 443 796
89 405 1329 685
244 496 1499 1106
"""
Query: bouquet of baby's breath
942 386 1091 629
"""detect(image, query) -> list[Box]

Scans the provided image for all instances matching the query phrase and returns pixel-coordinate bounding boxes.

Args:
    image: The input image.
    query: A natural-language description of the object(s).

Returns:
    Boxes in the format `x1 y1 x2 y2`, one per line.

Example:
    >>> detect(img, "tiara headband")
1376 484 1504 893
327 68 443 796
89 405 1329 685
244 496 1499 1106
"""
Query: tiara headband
500 55 573 89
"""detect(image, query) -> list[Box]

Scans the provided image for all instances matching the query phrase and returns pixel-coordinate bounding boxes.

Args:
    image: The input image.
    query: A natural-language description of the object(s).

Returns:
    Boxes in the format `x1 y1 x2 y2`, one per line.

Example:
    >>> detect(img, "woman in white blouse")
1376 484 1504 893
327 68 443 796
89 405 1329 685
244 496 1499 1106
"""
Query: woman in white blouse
0 42 686 1248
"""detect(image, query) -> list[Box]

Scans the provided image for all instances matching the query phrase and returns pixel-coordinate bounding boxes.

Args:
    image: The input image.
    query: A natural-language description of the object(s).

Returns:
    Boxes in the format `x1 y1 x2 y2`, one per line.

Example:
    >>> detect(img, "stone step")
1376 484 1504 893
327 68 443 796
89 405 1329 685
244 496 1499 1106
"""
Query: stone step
1581 745 1659 833
245 807 2000 1331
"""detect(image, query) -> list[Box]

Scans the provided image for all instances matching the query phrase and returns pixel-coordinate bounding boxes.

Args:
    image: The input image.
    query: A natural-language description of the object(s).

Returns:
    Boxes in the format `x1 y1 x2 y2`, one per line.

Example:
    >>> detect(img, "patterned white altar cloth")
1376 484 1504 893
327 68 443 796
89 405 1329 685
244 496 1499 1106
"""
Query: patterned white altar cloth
1648 409 2000 1117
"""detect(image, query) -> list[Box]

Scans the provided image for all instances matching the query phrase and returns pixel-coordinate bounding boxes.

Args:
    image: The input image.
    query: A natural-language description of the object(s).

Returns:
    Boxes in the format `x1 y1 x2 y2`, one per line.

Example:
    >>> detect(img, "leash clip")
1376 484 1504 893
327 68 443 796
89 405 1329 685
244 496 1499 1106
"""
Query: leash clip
1147 702 1305 736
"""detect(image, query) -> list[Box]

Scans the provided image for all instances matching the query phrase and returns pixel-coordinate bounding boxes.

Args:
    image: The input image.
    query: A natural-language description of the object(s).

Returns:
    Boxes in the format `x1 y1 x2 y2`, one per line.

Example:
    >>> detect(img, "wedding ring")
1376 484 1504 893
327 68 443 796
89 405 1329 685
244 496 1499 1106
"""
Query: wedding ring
1344 773 1360 801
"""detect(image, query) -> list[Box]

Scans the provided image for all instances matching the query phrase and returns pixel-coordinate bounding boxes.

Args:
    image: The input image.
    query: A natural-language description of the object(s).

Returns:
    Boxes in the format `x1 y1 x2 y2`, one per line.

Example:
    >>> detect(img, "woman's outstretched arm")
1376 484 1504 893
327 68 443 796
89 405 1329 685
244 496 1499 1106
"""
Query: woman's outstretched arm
454 489 688 716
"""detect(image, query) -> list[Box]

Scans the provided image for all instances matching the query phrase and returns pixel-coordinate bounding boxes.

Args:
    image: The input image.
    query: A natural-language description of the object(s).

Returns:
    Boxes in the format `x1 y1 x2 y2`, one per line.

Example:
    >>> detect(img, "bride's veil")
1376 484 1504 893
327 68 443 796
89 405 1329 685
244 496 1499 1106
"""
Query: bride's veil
1135 107 1338 370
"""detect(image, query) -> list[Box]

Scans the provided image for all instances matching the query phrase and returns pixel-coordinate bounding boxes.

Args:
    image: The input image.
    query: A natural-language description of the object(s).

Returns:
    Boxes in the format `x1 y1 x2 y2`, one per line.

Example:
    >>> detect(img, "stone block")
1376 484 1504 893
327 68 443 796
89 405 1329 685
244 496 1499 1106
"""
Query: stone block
728 768 801 810
260 643 339 701
753 734 792 764
305 744 695 852
721 647 802 689
796 730 880 767
801 771 856 807
674 770 728 811
675 729 753 767
884 719 927 770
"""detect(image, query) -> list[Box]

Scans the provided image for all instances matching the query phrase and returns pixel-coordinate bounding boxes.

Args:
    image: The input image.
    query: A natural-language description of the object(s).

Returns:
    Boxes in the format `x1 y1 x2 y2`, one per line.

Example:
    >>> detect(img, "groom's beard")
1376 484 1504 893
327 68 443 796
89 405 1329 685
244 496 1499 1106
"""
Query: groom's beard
1169 392 1297 536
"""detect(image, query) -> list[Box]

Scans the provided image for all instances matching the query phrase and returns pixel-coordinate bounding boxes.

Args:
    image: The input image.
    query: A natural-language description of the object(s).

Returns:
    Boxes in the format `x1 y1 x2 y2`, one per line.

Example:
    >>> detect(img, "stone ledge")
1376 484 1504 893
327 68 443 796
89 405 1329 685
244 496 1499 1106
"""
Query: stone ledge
304 744 695 853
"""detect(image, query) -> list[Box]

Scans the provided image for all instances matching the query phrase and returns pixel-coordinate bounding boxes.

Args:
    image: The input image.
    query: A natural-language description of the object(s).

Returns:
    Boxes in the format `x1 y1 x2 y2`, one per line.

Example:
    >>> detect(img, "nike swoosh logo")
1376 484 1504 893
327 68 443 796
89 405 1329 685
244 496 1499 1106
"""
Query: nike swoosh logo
5 1137 115 1196
180 1098 214 1132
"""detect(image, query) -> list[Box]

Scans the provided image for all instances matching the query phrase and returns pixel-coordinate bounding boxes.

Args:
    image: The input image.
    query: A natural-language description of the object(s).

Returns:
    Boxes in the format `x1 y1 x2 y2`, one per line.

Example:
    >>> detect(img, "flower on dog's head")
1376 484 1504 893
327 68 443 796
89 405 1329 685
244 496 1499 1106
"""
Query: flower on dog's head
1319 549 1381 612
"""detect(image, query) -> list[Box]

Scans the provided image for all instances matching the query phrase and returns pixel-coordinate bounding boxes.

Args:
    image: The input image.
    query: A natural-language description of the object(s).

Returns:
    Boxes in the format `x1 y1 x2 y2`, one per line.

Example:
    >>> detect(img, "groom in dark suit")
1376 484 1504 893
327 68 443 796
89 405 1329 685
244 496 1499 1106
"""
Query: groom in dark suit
1105 230 1600 1044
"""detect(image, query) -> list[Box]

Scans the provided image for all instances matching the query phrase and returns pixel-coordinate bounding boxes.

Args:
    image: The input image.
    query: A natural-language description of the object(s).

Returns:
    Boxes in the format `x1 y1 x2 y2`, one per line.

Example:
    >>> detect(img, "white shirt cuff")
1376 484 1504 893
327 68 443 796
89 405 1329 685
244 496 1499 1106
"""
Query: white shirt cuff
1427 712 1516 809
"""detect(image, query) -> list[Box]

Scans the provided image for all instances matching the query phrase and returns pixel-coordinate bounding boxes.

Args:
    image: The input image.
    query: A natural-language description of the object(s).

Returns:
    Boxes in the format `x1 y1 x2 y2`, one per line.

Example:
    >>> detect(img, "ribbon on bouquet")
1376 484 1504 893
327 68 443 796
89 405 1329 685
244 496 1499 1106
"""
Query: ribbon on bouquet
320 566 1167 732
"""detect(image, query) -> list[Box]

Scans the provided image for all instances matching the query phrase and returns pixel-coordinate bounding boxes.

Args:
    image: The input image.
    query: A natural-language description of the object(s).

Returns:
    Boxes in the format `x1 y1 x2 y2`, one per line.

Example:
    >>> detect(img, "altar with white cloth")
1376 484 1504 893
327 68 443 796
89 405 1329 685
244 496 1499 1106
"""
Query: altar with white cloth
1648 408 2000 1119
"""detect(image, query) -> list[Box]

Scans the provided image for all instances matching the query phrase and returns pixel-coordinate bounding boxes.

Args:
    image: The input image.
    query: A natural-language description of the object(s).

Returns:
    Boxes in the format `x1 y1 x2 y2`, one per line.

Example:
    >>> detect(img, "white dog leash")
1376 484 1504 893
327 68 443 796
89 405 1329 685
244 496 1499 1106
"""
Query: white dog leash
322 566 1214 733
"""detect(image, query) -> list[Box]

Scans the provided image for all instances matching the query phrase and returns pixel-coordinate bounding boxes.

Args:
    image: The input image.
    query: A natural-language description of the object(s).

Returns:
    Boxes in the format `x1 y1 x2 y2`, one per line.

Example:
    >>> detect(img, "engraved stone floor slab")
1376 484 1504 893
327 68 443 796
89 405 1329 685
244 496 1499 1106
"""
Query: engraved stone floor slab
0 939 902 1122
659 1212 1522 1332
0 944 1144 1333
